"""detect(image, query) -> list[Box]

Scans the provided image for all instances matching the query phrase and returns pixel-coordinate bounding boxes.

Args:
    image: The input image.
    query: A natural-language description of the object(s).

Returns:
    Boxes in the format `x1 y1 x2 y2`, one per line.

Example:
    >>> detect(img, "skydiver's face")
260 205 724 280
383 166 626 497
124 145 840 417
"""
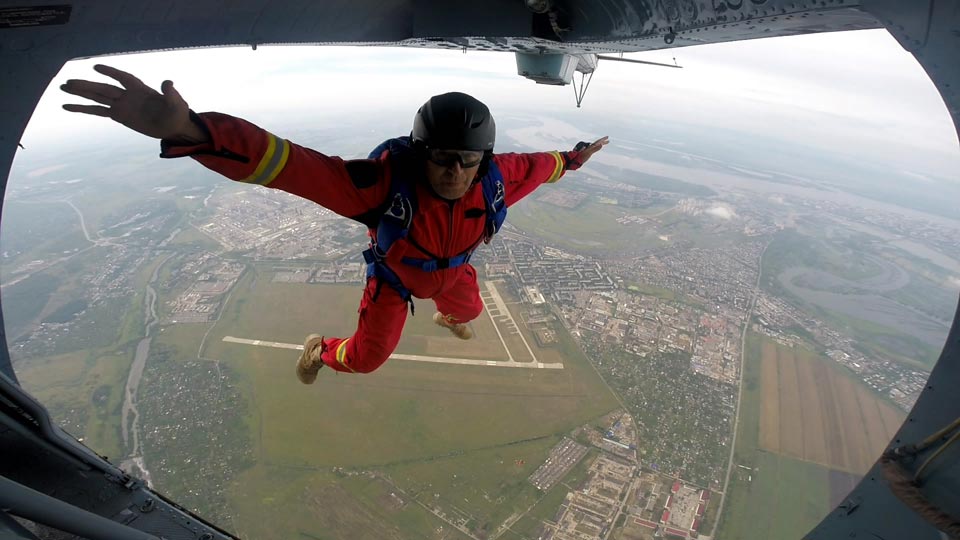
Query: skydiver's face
424 149 483 200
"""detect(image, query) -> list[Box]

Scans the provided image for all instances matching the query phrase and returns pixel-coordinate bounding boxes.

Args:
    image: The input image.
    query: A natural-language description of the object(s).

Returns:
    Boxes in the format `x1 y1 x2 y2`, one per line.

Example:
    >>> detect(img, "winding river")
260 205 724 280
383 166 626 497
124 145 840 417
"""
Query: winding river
777 256 951 348
119 253 172 487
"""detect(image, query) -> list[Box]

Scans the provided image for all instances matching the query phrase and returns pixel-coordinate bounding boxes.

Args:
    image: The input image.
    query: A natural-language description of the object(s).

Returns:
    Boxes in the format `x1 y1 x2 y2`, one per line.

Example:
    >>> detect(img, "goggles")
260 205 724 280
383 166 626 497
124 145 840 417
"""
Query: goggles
427 148 484 169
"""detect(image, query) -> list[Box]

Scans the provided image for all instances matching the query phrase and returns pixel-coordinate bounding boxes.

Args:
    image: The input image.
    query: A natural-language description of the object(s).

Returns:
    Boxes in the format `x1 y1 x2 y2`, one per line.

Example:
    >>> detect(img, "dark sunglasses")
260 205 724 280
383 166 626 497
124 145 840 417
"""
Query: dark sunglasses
427 149 484 168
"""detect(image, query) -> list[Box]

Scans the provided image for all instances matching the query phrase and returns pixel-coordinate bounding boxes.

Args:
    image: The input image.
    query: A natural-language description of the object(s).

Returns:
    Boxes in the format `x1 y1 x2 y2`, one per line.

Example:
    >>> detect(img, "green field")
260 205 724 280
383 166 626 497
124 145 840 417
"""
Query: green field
719 452 831 540
0 201 93 271
12 249 184 460
2 272 63 339
12 248 619 539
508 199 665 253
733 334 764 462
621 171 716 197
716 333 832 540
508 195 749 255
626 282 678 302
760 228 886 285
189 270 620 539
815 307 940 371
228 465 475 540
626 281 709 311
16 346 133 461
508 448 598 538
168 224 222 250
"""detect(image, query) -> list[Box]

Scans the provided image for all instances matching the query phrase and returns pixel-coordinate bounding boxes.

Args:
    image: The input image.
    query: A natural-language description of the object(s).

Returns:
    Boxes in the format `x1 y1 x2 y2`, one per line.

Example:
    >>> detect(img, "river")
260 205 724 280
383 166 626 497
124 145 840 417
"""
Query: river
118 253 172 487
777 261 951 349
836 218 960 275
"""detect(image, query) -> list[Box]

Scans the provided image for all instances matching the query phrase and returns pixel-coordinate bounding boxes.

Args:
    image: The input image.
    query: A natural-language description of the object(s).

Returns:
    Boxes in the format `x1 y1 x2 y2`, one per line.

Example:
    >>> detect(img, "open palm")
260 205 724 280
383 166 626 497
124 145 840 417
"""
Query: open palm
577 136 609 165
61 64 193 141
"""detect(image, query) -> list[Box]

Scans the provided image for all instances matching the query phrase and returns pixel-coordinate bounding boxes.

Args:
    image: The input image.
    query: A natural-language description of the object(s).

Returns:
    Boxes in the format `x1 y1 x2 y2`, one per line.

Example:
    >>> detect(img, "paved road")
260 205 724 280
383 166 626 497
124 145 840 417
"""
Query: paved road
708 240 771 538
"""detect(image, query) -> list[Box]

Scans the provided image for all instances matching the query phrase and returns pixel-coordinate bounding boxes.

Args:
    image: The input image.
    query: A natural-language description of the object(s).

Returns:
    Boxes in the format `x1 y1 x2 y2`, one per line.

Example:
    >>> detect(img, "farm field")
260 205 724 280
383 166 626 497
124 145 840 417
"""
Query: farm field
757 338 904 473
717 333 902 540
203 272 620 539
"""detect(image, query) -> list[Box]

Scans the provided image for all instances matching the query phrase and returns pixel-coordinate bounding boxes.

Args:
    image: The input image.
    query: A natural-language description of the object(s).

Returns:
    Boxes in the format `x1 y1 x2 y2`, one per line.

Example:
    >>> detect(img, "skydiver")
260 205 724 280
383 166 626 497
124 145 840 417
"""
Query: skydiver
61 64 608 381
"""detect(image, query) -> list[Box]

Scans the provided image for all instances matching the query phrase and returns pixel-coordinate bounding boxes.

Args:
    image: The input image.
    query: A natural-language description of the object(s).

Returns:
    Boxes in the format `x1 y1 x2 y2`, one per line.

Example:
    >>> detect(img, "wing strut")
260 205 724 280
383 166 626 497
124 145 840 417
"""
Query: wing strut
572 70 594 108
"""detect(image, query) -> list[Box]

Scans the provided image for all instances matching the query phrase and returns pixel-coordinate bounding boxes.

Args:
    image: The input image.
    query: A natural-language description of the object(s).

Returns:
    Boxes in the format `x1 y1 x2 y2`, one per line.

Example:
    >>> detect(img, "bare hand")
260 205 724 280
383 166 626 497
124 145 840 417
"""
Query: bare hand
575 136 609 166
61 64 206 143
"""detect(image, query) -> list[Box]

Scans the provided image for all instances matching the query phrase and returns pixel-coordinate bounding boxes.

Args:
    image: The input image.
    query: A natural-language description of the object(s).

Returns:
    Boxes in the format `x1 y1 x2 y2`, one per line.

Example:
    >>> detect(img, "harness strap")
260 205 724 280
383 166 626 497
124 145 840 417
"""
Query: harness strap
365 257 415 316
401 251 472 272
400 231 486 272
481 175 507 242
404 233 442 261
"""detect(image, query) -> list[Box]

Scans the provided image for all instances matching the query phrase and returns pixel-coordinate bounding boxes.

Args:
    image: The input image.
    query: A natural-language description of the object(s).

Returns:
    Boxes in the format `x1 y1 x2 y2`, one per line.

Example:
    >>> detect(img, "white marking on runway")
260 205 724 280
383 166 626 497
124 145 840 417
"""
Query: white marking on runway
221 336 564 369
482 280 540 362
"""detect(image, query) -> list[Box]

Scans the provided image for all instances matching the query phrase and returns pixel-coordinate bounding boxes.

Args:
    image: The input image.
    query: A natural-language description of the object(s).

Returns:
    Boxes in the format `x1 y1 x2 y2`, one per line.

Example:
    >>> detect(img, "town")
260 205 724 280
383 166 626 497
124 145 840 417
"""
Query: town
6 166 958 540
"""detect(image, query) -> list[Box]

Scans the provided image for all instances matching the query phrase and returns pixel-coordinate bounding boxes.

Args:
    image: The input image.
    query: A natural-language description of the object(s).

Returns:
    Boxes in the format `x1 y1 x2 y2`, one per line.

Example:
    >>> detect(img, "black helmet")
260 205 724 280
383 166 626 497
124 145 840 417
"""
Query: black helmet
412 92 496 151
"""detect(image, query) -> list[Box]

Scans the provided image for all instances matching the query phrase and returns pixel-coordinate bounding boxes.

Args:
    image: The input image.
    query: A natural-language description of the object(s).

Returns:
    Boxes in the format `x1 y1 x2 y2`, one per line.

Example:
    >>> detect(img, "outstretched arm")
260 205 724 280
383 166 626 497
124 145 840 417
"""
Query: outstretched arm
61 65 389 221
496 136 609 206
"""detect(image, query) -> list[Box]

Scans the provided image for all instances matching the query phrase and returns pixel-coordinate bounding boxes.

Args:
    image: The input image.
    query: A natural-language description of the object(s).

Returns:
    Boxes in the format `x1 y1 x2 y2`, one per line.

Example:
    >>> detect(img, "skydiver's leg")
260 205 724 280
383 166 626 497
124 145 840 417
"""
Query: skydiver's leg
316 277 408 374
432 264 484 339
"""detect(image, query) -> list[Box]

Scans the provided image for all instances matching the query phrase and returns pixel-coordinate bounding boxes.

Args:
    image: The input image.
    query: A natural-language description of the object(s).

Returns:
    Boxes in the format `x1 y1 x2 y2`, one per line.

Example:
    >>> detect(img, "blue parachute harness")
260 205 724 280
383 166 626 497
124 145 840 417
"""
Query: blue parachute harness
361 137 507 315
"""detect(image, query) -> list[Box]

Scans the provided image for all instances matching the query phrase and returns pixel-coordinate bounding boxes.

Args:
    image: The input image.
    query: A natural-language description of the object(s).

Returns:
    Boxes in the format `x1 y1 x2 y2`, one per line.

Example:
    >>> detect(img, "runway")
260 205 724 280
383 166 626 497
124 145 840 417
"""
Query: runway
221 336 564 369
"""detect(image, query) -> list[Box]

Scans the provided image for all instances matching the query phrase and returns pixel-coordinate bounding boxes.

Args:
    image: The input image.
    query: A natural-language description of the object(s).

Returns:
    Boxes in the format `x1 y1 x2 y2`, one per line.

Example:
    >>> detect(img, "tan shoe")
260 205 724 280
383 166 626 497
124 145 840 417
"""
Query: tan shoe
433 312 473 340
296 334 325 384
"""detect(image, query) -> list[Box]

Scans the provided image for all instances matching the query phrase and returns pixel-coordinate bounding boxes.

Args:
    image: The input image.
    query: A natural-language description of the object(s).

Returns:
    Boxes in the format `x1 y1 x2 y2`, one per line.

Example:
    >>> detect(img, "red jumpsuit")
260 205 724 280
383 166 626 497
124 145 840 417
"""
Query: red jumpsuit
163 112 585 373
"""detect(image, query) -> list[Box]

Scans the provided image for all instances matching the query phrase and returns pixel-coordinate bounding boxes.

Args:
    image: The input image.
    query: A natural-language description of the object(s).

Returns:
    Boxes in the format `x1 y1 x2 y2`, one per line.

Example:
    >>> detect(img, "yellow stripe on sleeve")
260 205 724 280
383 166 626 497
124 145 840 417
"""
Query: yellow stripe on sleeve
240 133 277 184
335 339 356 372
546 151 564 183
259 138 290 186
239 132 290 186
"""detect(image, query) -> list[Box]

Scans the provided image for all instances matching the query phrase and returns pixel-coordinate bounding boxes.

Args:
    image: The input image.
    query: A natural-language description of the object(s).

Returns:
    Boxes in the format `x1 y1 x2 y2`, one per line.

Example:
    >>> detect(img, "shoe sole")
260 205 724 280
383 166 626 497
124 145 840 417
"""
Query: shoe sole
433 313 473 340
296 334 324 384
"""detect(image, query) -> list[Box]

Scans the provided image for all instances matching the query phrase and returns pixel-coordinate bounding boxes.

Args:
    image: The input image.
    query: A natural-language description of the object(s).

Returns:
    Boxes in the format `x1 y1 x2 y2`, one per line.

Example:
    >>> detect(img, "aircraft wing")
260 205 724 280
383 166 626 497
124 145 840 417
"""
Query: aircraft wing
0 1 953 158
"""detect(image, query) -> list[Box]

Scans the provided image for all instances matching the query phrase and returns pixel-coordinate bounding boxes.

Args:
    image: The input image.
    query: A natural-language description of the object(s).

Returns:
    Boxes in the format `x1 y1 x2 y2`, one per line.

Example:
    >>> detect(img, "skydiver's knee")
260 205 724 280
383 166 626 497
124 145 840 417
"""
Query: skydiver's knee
453 300 484 323
351 362 382 374
350 350 392 373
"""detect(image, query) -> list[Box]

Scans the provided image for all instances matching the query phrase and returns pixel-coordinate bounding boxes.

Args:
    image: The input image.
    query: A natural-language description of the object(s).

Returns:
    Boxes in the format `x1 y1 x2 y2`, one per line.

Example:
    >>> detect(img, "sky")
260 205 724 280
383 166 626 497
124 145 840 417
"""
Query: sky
18 28 960 180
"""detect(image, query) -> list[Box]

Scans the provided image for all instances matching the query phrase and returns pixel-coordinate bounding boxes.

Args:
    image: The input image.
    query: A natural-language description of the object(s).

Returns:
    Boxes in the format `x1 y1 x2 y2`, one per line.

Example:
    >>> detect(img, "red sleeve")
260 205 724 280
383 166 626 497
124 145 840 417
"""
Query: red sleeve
160 112 389 221
493 151 585 207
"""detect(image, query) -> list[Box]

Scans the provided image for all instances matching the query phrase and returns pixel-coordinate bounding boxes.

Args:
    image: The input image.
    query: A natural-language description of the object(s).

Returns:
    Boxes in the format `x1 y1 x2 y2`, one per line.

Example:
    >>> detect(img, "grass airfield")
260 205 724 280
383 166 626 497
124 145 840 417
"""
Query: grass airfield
717 333 904 540
202 270 619 539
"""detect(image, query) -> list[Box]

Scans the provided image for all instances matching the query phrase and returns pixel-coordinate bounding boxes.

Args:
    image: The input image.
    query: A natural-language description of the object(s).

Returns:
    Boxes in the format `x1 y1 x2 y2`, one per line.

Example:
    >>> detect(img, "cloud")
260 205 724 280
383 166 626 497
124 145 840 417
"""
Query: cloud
502 118 600 150
706 205 736 220
22 29 960 181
